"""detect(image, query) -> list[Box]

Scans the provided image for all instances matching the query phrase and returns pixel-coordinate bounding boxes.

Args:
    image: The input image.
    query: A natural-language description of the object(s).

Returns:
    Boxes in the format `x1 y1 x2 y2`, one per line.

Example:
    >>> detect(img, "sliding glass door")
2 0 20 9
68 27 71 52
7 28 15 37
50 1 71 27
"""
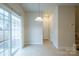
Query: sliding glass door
11 14 21 55
0 8 10 56
3 10 11 56
0 6 22 56
0 8 4 56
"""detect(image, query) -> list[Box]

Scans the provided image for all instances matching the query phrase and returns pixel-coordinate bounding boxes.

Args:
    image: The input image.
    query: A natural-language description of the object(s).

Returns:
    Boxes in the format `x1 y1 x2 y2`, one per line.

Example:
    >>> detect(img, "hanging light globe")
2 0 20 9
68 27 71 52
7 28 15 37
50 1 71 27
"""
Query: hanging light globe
35 16 43 22
35 3 43 22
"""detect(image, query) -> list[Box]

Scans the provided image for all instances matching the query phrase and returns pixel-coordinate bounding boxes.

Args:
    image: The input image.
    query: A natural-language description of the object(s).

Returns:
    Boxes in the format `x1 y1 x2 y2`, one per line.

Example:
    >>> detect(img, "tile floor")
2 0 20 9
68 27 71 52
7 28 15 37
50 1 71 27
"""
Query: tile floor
14 39 79 56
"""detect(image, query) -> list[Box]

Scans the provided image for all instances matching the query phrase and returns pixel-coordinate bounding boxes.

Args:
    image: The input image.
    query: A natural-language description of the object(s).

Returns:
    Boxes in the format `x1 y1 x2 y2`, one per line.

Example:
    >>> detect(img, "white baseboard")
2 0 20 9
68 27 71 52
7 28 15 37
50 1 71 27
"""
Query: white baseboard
24 43 43 45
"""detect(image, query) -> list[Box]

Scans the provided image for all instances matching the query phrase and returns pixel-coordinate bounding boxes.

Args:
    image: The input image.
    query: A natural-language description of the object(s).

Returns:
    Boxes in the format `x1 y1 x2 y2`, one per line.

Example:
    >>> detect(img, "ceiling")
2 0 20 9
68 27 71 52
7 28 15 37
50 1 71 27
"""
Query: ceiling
20 3 79 12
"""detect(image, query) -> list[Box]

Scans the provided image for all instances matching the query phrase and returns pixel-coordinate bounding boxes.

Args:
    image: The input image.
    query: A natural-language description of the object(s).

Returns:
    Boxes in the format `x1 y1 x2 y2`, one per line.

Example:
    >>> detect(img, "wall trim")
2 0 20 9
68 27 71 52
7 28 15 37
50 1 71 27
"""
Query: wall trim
24 43 43 45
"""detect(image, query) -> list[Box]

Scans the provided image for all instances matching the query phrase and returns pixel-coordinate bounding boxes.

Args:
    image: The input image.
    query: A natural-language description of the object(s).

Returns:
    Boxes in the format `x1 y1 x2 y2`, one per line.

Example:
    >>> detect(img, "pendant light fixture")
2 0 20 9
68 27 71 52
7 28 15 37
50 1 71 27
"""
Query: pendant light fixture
35 3 43 22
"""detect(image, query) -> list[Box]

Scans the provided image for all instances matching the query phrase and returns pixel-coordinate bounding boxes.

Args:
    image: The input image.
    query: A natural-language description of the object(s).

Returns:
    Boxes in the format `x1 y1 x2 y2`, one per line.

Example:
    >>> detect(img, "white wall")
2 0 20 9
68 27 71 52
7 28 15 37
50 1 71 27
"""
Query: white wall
58 6 75 50
50 6 58 48
50 6 75 49
26 12 43 44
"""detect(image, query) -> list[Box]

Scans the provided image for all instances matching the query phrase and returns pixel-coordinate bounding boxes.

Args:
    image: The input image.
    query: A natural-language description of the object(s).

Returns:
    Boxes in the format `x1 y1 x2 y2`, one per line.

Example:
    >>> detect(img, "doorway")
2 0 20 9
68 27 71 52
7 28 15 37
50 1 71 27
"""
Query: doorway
43 15 51 46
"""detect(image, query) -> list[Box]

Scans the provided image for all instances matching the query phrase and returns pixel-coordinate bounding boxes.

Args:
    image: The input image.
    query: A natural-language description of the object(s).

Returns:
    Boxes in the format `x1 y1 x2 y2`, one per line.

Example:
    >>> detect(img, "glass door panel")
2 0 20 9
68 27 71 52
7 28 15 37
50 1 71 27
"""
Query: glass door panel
11 15 20 55
0 42 4 56
0 13 4 56
3 11 10 56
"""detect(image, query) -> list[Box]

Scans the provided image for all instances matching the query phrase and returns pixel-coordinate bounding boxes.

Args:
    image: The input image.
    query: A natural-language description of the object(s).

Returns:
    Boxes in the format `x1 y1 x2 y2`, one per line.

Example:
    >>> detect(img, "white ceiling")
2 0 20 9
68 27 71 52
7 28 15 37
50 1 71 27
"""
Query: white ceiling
20 3 79 12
